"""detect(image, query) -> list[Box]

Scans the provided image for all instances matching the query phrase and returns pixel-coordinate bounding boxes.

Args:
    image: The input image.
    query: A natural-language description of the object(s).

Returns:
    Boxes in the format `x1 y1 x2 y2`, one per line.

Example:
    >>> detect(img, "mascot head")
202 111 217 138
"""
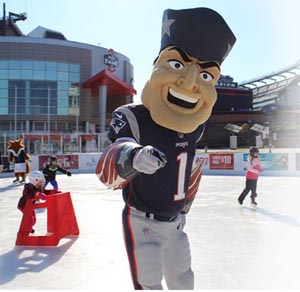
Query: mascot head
8 138 25 155
141 7 236 133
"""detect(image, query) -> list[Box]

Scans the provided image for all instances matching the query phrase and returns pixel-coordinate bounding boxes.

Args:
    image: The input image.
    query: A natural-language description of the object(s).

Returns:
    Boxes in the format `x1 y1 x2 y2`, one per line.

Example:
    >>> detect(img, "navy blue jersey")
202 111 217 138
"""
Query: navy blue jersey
108 103 204 217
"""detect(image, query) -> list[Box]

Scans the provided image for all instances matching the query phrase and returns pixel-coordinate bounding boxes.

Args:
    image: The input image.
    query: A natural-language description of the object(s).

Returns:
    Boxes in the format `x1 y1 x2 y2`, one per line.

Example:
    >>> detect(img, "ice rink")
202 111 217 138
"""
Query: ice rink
0 172 300 290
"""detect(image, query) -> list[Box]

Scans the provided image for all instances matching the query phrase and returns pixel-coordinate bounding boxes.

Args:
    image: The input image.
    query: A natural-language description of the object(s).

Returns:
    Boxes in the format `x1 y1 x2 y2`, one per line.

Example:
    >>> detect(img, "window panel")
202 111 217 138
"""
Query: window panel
58 63 69 71
9 70 21 79
9 60 21 69
33 61 46 70
21 60 33 70
33 70 45 80
0 70 8 79
21 70 33 79
0 61 8 69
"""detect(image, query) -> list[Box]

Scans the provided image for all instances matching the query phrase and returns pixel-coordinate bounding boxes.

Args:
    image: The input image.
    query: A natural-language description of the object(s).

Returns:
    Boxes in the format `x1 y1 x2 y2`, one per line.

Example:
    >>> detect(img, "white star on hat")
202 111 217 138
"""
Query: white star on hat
162 14 176 37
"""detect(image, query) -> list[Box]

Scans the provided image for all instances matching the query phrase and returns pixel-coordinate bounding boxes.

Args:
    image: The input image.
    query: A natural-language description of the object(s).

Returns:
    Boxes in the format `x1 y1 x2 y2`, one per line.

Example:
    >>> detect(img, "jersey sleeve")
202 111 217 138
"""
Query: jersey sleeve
181 156 204 214
108 109 136 142
95 106 142 190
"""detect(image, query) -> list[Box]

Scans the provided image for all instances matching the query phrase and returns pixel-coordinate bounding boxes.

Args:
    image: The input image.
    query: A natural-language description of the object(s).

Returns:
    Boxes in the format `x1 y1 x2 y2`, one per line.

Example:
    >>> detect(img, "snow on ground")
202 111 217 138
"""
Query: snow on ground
0 173 300 290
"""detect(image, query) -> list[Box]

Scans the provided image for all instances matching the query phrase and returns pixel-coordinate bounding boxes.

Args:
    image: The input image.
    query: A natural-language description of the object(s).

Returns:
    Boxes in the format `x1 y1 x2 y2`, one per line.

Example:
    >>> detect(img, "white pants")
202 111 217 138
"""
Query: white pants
122 206 194 290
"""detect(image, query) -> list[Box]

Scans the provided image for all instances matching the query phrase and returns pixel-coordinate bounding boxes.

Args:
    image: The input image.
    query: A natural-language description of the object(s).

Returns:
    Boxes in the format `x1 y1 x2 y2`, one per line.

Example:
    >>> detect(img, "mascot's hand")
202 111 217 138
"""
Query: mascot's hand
66 171 72 176
133 145 167 174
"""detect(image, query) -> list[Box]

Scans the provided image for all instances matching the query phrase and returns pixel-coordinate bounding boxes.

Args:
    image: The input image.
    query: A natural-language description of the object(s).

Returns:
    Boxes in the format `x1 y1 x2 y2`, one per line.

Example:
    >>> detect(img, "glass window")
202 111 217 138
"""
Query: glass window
58 71 69 81
70 72 80 82
57 81 69 90
0 70 8 79
9 70 21 79
21 60 33 70
33 70 45 80
33 61 46 70
0 80 8 89
0 97 8 114
30 81 57 114
0 61 8 69
9 60 21 69
8 80 26 114
58 63 69 71
0 88 8 98
21 70 33 80
69 64 80 73
57 98 69 115
46 70 57 81
46 61 57 71
58 90 68 99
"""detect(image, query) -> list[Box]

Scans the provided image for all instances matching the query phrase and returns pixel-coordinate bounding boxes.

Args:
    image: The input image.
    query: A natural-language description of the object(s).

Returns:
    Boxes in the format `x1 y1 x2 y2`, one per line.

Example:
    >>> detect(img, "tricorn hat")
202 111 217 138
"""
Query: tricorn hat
160 7 236 66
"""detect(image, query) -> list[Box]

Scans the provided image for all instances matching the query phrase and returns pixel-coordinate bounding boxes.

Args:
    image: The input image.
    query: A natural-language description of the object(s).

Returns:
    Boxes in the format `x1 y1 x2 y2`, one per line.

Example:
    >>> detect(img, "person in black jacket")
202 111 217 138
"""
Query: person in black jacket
43 155 71 190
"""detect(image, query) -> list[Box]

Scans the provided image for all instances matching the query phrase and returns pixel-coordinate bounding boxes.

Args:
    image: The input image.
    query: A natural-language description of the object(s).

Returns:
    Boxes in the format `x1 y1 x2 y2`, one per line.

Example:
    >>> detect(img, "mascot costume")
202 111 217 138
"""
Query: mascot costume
96 7 236 290
8 138 31 183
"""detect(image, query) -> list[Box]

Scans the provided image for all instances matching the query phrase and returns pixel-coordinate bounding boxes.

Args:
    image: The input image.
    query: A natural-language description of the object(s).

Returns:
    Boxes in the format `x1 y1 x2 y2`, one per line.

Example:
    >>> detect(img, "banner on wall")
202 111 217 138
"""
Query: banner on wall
194 154 209 170
209 153 234 170
243 153 288 170
39 155 79 170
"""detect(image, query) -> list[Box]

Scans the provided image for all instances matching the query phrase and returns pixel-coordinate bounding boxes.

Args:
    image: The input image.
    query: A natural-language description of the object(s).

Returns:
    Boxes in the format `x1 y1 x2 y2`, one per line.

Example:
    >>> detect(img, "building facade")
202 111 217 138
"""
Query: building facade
0 15 135 154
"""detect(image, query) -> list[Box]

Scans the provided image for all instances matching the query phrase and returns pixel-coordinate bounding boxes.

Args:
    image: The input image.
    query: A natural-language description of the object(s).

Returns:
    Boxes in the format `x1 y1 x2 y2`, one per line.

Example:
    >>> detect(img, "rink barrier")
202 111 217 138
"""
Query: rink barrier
1 152 299 176
15 191 80 246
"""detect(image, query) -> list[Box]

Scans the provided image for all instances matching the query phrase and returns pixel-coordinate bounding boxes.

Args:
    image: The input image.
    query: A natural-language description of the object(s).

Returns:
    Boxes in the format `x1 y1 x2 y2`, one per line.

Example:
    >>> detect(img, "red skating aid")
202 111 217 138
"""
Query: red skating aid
15 192 79 246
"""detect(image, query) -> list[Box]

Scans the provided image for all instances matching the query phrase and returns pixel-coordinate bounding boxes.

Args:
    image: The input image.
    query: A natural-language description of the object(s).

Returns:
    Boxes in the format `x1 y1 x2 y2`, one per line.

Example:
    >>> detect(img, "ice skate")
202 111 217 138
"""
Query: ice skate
238 198 243 205
251 198 257 207
13 178 19 183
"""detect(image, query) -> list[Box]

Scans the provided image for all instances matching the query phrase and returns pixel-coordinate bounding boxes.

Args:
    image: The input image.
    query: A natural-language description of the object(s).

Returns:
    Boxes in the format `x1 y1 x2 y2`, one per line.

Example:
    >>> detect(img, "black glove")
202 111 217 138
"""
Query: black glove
67 171 72 176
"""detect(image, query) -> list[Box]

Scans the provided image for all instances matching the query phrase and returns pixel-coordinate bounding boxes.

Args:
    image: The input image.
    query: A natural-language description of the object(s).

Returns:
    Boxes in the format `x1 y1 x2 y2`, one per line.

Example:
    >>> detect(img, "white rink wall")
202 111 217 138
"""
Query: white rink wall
6 150 299 177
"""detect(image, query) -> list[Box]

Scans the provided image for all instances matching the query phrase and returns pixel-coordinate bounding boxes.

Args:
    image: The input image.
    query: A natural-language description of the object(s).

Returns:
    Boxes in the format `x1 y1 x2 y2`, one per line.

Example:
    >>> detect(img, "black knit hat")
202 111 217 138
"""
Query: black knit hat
160 7 236 66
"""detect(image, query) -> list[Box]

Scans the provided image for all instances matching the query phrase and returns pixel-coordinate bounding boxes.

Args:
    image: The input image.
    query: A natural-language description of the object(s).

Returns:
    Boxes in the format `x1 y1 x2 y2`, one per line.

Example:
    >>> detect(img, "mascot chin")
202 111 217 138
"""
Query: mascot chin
8 138 31 183
95 7 236 290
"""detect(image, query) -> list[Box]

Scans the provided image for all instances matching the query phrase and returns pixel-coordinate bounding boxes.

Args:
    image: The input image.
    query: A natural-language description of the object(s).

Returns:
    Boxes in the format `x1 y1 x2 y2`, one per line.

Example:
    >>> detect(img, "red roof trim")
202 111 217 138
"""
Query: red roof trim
82 69 136 96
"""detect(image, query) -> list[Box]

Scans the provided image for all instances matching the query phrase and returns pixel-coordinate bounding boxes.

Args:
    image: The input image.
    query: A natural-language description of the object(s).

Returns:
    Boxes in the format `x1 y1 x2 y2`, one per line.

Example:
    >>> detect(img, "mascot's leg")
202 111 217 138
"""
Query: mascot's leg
23 160 31 183
20 173 26 183
13 174 20 183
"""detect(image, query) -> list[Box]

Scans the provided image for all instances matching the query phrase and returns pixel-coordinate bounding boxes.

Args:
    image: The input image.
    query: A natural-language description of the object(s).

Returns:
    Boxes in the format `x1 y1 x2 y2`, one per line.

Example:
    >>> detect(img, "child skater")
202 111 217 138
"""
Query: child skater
238 146 263 206
17 170 47 234
43 155 71 190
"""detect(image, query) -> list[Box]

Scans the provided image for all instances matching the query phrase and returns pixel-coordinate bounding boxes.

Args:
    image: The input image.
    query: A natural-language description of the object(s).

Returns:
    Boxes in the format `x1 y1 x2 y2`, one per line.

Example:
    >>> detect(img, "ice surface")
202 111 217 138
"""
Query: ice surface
0 173 300 290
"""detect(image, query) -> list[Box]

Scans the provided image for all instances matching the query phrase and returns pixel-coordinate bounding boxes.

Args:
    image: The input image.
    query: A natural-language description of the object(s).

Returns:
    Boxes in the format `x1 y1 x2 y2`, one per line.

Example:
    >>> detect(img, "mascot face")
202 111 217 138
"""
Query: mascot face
141 46 220 133
8 138 25 155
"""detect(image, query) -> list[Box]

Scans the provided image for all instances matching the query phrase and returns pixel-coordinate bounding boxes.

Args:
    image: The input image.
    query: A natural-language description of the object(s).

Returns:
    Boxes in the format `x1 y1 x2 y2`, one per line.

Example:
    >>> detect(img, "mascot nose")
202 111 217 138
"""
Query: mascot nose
177 64 199 92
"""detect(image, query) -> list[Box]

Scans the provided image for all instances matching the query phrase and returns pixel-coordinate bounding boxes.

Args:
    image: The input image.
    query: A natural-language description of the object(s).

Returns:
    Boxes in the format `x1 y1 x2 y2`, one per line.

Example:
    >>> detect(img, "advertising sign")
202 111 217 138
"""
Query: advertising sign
39 155 79 170
209 153 234 169
103 48 119 72
243 153 288 170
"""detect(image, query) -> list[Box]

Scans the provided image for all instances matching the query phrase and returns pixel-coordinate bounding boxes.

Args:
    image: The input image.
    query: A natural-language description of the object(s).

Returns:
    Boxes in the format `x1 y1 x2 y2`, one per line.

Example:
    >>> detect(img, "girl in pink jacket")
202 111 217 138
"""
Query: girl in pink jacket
238 147 263 206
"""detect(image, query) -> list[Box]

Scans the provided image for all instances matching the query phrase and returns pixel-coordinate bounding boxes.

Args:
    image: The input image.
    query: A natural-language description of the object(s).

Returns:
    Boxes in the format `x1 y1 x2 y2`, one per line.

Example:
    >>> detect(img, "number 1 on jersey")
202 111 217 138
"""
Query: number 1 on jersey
174 152 187 201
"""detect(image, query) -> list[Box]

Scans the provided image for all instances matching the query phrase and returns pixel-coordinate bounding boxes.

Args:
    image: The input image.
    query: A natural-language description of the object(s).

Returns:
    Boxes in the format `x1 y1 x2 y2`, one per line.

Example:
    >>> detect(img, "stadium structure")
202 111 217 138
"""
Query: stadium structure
0 3 299 155
200 60 300 149
0 3 135 154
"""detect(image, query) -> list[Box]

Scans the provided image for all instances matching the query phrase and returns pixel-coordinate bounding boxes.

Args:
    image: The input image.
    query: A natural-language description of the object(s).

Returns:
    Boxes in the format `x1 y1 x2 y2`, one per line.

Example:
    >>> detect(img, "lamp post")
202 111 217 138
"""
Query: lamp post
14 86 17 139
48 87 50 154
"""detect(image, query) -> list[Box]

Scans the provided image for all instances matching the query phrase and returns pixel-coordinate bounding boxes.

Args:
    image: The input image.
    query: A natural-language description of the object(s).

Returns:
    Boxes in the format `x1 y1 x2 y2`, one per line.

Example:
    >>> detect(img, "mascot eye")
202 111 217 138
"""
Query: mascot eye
200 71 214 82
168 60 185 70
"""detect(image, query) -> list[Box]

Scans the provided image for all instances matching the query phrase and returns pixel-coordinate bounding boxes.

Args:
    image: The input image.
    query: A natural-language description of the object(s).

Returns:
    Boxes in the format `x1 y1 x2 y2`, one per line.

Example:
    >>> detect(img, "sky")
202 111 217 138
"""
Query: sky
2 0 300 99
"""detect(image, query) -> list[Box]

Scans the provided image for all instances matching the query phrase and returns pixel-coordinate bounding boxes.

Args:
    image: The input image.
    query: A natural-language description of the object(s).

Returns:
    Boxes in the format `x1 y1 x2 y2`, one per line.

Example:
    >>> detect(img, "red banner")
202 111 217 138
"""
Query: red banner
209 154 234 170
39 155 79 170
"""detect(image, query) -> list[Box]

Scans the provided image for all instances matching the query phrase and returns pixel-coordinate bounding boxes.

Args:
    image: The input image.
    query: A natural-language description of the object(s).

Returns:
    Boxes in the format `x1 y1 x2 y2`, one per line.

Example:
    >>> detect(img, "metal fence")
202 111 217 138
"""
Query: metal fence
0 131 111 156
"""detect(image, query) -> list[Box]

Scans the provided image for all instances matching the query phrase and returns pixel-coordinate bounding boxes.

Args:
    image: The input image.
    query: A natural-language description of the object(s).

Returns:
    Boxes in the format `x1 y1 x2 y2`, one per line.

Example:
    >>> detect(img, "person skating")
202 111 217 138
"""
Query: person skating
238 147 263 206
43 155 71 190
17 170 47 234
